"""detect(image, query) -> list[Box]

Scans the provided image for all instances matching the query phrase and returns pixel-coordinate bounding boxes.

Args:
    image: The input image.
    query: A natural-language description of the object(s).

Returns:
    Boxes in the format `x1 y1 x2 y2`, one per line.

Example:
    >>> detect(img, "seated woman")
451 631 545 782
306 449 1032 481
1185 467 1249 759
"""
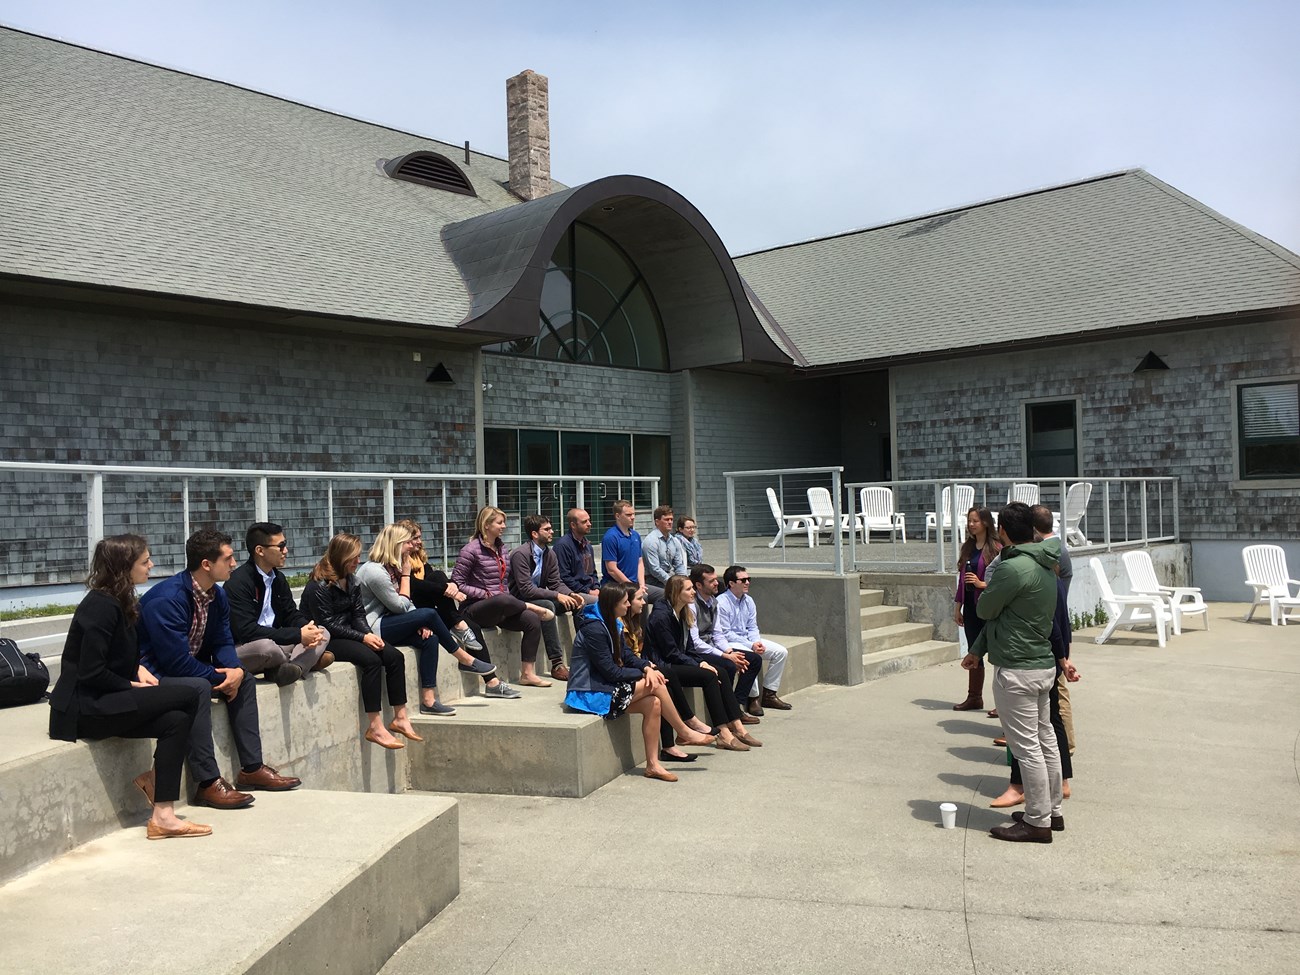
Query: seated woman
301 533 424 746
451 506 552 689
356 523 501 712
619 583 733 760
397 518 483 652
563 584 714 782
674 515 704 568
48 534 210 840
644 575 761 752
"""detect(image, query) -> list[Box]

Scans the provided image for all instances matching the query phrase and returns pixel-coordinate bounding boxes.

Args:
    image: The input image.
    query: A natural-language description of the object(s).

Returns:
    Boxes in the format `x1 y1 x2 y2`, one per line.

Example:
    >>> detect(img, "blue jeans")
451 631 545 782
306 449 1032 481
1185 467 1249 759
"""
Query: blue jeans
379 609 458 689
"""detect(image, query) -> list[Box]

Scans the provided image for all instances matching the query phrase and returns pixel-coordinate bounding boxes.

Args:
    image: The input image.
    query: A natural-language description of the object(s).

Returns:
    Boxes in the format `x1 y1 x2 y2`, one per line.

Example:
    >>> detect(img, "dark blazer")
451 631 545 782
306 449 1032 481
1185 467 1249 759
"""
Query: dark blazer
48 590 140 741
644 598 696 669
566 606 648 695
138 570 239 682
225 560 310 645
507 543 574 602
300 576 370 644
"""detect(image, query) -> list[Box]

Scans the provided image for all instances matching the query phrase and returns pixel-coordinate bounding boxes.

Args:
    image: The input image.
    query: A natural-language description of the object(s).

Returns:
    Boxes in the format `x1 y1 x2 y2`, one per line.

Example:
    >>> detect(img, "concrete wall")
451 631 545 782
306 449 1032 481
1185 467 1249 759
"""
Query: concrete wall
748 570 863 685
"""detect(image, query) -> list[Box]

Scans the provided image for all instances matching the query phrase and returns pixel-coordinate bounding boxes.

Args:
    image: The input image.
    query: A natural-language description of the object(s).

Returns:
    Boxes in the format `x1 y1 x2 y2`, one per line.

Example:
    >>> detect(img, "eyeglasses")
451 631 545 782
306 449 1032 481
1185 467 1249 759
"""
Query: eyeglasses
261 541 288 551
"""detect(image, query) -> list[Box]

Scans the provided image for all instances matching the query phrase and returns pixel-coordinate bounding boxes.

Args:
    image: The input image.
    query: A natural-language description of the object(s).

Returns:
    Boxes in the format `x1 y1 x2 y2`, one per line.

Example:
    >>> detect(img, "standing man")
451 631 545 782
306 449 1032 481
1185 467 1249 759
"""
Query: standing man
962 502 1077 843
139 528 302 809
554 508 600 605
689 563 762 725
509 514 584 682
601 500 659 602
716 565 792 715
642 505 687 591
1031 503 1077 755
226 522 331 686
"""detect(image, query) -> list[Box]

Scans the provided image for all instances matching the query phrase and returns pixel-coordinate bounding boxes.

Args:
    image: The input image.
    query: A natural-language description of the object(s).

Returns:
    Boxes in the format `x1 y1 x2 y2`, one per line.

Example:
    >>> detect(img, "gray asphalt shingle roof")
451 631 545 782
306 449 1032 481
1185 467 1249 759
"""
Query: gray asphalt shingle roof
0 27 543 328
734 170 1300 368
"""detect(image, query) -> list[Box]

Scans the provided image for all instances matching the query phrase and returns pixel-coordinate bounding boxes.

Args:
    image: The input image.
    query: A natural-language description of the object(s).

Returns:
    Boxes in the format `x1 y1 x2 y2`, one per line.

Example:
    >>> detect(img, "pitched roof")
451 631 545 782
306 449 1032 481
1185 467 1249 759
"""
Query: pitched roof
734 170 1300 368
0 27 546 327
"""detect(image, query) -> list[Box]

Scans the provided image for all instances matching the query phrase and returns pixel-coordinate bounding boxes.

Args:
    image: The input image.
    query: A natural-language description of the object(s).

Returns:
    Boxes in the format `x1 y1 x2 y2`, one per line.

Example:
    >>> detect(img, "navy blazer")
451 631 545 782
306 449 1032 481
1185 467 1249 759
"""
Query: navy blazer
48 590 140 740
566 606 648 695
643 599 696 669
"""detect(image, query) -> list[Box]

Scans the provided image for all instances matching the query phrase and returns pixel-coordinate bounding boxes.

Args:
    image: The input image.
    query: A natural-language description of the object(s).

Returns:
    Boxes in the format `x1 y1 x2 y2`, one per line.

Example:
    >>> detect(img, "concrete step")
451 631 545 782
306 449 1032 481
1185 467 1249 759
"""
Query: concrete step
0 789 459 975
859 604 909 630
406 635 819 798
860 621 935 654
859 588 884 608
861 639 958 681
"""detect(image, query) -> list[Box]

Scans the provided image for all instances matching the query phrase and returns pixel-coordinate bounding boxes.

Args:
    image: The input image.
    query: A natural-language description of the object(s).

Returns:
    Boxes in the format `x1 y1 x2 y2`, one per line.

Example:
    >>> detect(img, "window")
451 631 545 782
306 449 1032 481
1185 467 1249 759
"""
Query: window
487 222 668 370
1025 401 1078 477
1238 381 1300 479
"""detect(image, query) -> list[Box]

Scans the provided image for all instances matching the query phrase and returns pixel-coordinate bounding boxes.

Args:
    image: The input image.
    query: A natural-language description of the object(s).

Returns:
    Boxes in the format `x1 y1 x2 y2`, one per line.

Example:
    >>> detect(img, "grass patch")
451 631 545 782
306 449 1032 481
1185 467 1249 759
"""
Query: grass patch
1 604 79 622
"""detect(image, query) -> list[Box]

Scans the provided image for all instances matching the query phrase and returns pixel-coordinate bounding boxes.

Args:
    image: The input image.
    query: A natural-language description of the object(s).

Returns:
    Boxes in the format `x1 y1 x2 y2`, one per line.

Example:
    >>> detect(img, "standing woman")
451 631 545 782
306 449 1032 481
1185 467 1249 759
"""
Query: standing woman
49 534 210 839
452 506 549 689
301 533 424 745
563 584 713 782
952 507 1000 711
356 523 500 714
644 575 759 752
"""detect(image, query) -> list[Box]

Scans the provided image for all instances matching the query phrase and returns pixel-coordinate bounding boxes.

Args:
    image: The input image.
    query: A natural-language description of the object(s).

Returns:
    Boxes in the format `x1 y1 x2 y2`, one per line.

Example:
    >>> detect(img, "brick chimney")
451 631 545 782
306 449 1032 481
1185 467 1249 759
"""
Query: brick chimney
506 69 550 201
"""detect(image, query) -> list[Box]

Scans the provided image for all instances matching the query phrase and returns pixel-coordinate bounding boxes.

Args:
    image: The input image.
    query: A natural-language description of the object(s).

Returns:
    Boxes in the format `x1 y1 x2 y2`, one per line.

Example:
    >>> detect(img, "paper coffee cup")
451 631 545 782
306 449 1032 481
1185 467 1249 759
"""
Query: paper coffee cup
939 802 958 829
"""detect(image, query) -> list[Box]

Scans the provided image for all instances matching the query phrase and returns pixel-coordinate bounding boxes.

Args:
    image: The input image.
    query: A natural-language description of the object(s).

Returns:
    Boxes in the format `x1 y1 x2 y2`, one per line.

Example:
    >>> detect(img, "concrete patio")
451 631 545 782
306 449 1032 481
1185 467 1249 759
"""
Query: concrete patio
379 602 1300 975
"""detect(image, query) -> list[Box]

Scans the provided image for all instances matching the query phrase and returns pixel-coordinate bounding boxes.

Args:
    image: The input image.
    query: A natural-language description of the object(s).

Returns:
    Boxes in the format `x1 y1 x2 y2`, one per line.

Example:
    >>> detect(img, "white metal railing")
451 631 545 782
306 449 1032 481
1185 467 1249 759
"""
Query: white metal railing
724 466 846 573
0 461 658 582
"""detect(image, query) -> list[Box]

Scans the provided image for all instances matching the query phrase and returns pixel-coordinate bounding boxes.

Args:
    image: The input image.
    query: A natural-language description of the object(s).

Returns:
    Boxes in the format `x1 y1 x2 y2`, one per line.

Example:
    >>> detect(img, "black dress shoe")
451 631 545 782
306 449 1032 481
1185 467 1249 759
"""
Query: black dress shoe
990 820 1052 843
1012 811 1065 832
658 751 698 763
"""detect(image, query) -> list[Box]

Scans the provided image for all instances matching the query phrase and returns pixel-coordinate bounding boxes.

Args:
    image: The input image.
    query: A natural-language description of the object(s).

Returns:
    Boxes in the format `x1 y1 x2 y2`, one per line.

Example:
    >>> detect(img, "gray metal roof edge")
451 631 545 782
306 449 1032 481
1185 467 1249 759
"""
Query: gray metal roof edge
0 23 564 181
1130 170 1300 271
731 168 1142 261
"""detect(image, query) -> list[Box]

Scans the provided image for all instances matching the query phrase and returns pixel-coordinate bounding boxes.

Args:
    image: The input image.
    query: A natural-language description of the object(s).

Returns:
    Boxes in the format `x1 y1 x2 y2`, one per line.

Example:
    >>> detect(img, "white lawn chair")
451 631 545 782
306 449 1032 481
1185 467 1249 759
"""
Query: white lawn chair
766 487 814 549
924 485 975 542
858 487 906 544
807 486 854 546
1091 558 1169 647
1242 544 1300 625
1008 482 1040 506
1122 550 1208 635
1053 481 1093 547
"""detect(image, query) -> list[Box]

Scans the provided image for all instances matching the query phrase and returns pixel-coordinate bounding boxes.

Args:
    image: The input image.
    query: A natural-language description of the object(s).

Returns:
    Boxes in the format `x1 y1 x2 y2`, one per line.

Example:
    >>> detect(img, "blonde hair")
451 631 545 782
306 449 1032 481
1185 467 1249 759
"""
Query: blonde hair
473 506 507 541
368 523 412 568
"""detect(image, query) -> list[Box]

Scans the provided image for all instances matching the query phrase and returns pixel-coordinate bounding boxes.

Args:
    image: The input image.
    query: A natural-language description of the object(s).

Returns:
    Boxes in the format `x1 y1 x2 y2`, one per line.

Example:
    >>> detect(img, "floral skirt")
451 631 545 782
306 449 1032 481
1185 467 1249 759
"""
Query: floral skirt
603 681 636 720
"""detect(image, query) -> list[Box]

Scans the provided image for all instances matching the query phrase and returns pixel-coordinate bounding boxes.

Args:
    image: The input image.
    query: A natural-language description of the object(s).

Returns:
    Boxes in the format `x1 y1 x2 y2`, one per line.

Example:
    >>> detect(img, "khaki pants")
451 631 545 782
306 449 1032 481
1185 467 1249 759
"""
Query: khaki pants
236 631 329 674
993 666 1063 829
1056 671 1076 754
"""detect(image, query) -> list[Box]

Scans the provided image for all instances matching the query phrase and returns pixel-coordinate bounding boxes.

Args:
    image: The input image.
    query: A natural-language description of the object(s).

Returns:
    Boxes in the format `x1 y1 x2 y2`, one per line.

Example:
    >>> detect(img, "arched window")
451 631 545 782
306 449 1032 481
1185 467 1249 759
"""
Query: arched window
489 222 668 370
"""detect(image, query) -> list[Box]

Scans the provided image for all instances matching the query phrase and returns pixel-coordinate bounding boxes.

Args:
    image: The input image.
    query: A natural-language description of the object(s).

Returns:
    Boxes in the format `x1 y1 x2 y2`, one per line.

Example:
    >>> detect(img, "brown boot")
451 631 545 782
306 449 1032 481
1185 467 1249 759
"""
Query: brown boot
761 689 791 711
952 663 985 711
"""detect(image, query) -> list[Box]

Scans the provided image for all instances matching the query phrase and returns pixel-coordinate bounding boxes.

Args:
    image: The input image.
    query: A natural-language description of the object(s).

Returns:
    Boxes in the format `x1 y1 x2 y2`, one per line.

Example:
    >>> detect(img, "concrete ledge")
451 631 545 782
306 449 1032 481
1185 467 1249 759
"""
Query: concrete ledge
861 639 957 681
0 790 458 975
748 571 863 685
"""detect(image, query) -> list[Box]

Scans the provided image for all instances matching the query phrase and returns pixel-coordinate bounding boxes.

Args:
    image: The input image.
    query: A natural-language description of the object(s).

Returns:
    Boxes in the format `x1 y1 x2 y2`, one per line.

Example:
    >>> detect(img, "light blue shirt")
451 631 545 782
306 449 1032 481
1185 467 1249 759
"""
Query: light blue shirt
531 542 545 587
256 565 276 627
717 589 761 646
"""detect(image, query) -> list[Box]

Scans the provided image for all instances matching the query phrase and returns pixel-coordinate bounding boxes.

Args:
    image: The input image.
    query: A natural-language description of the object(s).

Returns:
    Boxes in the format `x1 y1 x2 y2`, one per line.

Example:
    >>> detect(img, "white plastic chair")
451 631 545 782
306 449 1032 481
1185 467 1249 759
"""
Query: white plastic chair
1008 482 1040 506
1091 558 1169 647
807 486 854 546
1053 482 1093 547
1242 544 1300 625
765 487 814 549
924 485 975 542
1122 550 1208 635
858 487 906 544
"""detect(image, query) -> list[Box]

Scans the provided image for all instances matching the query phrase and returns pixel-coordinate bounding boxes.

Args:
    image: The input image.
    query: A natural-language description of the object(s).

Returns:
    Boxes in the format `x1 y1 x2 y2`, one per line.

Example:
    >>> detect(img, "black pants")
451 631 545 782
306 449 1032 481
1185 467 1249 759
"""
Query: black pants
463 594 541 663
328 638 408 712
1010 674 1073 784
76 683 201 803
409 574 468 631
664 662 741 730
713 650 763 706
658 666 699 750
160 670 263 782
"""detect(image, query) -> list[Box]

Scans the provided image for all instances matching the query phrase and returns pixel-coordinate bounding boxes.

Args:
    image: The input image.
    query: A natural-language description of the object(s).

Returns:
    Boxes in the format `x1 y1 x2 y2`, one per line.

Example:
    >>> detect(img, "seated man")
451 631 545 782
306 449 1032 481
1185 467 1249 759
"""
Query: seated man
689 563 762 725
554 507 600 605
226 522 331 686
602 499 661 603
716 564 792 715
139 528 301 808
509 514 584 681
675 515 704 567
642 504 688 591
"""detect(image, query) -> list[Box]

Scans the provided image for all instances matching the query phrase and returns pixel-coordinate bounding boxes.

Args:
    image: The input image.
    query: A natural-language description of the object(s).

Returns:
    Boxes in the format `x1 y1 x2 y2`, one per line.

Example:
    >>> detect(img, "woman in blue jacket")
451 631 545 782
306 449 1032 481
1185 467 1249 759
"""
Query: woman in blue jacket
563 584 712 782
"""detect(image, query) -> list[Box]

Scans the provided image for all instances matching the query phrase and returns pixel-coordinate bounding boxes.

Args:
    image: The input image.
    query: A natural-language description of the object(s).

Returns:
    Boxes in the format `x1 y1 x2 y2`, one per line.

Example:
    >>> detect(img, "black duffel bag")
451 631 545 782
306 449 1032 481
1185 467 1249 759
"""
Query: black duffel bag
0 637 51 707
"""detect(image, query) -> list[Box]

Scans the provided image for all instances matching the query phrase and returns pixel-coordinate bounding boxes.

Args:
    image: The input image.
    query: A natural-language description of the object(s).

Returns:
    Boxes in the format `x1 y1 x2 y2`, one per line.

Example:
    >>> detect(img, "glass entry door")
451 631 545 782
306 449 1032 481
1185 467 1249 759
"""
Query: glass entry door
562 432 631 536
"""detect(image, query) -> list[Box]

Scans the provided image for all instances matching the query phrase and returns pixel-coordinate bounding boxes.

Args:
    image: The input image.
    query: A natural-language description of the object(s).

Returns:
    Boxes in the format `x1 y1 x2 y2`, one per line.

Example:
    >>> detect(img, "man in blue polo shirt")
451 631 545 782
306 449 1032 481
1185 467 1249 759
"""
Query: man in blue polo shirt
600 499 662 603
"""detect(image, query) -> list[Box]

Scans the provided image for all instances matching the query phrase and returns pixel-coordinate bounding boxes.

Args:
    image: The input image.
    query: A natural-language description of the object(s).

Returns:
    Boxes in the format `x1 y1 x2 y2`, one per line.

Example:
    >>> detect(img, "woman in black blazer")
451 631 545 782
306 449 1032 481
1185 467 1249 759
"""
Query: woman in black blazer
49 534 210 840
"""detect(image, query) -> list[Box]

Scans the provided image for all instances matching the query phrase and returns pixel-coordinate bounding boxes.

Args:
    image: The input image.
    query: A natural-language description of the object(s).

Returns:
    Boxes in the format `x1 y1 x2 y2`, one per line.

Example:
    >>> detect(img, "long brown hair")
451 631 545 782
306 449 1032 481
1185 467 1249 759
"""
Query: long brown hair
311 533 362 584
958 507 999 569
87 533 148 623
664 574 695 628
618 582 645 653
598 584 629 665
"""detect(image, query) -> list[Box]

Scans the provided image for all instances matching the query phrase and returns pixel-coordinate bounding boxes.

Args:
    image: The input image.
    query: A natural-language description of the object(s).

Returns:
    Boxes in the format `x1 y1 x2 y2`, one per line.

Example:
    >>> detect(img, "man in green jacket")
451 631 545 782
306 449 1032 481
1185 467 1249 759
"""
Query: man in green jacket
963 502 1077 843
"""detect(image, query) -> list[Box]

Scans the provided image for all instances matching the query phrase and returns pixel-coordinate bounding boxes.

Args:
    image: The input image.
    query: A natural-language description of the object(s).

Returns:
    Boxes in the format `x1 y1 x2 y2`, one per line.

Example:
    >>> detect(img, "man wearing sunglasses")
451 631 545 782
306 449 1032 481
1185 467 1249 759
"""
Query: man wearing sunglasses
716 565 792 715
227 522 331 685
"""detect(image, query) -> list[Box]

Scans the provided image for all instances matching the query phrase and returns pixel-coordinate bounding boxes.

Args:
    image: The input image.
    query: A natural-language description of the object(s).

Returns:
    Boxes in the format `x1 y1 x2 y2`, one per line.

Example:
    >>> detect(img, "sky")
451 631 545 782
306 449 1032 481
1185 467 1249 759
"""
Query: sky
3 0 1298 255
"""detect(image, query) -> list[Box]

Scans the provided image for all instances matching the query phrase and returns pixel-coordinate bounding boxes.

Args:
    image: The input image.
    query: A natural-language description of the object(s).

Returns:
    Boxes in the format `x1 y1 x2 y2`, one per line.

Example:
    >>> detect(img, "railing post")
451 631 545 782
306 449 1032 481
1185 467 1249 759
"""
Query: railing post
1172 478 1180 542
327 480 335 540
831 468 844 575
86 472 104 565
441 481 450 569
182 478 191 544
576 480 585 511
1103 481 1112 551
651 478 659 513
935 482 946 574
726 474 738 568
384 478 395 526
847 481 857 569
255 476 268 522
1140 480 1148 545
488 479 498 509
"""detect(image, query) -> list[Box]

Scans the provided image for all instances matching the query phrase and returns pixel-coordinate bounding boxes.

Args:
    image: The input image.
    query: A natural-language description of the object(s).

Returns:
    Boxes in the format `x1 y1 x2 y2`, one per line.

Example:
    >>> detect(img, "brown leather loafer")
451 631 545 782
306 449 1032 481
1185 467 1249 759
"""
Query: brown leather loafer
147 819 212 840
746 698 765 717
132 769 155 805
739 712 761 725
236 764 302 792
1012 811 1065 832
714 736 750 752
761 690 792 711
990 820 1052 843
551 663 570 682
736 732 763 747
310 650 335 672
193 777 255 809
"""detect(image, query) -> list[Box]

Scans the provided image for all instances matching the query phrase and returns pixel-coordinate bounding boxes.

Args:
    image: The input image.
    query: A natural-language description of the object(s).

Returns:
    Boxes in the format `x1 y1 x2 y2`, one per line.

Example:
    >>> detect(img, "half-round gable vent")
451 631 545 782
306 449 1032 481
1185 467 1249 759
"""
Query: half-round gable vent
384 152 476 196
